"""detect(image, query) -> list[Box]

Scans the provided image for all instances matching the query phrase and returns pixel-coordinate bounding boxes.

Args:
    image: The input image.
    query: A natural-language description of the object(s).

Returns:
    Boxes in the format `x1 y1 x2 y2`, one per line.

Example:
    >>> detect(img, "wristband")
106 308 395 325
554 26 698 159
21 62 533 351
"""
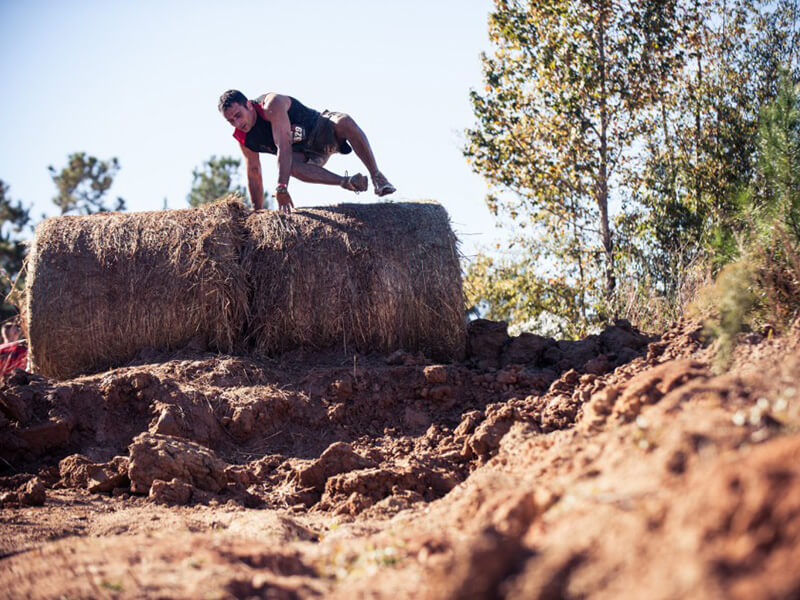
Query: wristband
276 184 288 194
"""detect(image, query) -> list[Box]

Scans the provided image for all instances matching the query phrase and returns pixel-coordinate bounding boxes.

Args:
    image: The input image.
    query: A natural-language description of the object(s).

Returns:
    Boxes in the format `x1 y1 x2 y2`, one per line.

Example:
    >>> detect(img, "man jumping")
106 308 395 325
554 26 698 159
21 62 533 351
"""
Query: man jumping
219 90 395 212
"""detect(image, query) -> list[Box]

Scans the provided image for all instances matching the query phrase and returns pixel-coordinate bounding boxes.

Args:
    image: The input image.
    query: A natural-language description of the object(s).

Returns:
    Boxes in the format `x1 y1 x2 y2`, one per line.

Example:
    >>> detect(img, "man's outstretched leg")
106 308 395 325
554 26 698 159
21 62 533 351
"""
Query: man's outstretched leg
290 152 368 192
332 115 396 197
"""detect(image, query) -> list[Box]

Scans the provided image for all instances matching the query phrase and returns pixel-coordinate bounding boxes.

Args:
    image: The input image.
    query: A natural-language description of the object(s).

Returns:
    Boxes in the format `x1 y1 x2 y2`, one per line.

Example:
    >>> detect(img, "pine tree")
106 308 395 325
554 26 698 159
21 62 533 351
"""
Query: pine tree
48 153 125 215
187 155 247 207
756 68 800 238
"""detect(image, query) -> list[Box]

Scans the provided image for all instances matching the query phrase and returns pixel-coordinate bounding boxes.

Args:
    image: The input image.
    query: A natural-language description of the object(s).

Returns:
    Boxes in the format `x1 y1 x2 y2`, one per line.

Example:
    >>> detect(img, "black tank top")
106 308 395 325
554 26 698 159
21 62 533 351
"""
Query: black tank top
237 95 321 155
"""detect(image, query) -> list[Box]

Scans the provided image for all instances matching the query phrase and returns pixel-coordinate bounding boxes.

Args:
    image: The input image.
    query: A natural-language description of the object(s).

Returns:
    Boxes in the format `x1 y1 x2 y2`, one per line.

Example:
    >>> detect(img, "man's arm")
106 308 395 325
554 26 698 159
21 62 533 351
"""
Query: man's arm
262 94 294 213
240 143 265 210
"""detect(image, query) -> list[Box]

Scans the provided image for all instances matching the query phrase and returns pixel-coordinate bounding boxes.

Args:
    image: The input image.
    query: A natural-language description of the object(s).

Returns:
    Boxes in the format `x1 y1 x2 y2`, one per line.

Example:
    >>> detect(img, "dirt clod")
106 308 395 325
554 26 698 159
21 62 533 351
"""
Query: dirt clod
127 433 228 495
3 318 800 598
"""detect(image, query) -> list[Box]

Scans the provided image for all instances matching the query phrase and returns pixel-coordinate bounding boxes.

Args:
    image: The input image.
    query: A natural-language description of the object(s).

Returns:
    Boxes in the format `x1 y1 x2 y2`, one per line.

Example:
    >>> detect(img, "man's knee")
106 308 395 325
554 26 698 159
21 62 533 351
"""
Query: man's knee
333 114 358 137
290 152 308 175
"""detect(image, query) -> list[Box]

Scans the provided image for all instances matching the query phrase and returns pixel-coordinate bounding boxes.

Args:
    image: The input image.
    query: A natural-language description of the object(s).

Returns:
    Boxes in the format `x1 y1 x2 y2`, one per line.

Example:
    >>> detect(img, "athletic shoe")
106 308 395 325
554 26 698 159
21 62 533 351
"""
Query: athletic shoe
340 172 368 193
372 172 396 197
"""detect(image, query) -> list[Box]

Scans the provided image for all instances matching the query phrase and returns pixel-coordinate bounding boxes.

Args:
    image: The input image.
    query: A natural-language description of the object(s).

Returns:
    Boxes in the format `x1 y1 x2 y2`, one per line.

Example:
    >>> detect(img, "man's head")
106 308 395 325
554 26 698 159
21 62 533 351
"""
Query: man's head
219 89 256 133
2 322 20 343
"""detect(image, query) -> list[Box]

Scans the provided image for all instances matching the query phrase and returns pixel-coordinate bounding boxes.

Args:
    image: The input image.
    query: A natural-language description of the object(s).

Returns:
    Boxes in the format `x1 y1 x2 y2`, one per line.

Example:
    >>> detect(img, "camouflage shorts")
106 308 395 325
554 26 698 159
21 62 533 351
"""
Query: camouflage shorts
303 110 353 166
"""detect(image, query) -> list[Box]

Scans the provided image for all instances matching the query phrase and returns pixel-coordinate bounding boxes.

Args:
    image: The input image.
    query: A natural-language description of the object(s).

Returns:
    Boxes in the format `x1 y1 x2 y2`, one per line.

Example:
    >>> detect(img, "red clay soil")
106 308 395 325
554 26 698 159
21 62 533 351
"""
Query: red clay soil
1 318 800 599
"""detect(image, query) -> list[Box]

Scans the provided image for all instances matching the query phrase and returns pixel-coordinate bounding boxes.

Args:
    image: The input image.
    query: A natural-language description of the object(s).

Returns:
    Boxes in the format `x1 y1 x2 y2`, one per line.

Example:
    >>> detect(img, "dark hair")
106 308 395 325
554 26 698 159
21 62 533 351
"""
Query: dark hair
218 89 248 112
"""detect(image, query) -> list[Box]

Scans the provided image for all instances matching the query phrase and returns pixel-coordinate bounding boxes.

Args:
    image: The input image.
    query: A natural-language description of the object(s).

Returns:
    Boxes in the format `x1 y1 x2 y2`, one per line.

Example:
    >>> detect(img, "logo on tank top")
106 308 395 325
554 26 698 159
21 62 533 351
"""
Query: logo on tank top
292 124 306 143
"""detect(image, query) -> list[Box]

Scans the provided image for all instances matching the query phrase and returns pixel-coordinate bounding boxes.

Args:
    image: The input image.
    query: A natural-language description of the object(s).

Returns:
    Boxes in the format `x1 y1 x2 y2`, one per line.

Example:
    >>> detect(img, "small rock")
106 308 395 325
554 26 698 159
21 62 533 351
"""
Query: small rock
19 477 46 506
541 346 563 367
128 433 228 494
129 371 154 390
454 411 483 437
467 320 509 369
296 442 376 491
149 478 193 506
153 408 182 437
59 454 94 487
589 387 619 416
468 418 513 459
600 323 649 354
59 454 128 493
647 340 668 360
0 390 33 423
224 465 252 487
87 457 129 494
423 365 448 385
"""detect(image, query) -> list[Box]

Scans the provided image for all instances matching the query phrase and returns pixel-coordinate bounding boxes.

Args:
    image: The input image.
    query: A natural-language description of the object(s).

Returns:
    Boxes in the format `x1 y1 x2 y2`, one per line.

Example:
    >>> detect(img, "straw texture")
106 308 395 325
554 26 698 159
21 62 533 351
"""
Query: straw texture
244 201 465 362
23 199 466 378
24 199 249 379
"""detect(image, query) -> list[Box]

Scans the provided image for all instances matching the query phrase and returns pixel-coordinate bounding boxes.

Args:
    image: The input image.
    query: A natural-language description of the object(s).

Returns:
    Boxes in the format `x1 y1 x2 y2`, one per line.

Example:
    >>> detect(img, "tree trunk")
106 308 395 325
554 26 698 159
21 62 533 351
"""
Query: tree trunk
570 195 587 328
597 4 616 304
694 0 703 209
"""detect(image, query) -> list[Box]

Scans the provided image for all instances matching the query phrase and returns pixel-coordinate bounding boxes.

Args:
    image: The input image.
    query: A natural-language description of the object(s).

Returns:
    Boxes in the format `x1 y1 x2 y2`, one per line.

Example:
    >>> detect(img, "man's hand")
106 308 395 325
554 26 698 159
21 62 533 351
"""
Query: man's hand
275 188 294 213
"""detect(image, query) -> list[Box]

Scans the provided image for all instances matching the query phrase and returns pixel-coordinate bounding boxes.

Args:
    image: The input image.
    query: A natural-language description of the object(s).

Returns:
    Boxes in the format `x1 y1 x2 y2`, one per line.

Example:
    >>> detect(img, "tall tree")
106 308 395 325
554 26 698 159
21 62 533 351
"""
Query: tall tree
465 0 681 325
754 68 800 238
0 181 31 319
48 152 125 215
634 0 800 286
187 155 271 208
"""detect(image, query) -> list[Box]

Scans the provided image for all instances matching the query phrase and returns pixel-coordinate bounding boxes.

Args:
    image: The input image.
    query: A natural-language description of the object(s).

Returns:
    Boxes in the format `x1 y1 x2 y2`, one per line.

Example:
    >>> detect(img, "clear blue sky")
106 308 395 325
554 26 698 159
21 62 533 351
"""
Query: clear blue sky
0 0 499 258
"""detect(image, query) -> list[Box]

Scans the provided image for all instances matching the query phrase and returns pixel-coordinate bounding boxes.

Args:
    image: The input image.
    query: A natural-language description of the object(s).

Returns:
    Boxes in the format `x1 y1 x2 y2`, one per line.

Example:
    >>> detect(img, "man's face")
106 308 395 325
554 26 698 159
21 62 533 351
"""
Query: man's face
222 101 256 133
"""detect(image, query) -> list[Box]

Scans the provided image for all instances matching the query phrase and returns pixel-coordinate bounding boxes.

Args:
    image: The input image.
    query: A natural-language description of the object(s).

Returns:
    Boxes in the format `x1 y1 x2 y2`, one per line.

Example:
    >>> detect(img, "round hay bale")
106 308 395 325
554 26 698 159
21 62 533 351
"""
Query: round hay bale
23 198 249 379
243 201 466 362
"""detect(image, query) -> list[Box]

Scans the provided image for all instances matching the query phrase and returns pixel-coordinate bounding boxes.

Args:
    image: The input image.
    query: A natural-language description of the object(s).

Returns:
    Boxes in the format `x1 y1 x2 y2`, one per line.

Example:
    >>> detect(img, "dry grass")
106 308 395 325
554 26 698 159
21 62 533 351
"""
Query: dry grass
24 198 250 379
616 261 713 335
243 202 466 362
23 199 466 378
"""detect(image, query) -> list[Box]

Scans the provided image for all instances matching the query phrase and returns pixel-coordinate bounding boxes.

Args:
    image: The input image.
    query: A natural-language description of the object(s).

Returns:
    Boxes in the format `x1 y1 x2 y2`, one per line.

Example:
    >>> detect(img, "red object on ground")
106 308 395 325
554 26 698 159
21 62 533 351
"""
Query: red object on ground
0 340 27 374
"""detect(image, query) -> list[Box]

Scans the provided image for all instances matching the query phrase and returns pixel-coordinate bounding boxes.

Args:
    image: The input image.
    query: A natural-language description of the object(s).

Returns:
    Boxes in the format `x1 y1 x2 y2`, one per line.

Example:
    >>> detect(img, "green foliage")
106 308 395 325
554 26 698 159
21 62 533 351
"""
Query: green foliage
633 0 800 287
695 69 800 367
464 252 589 338
186 155 272 208
756 69 800 238
48 152 125 215
187 155 246 207
693 261 758 367
0 180 31 320
466 0 683 331
466 0 800 336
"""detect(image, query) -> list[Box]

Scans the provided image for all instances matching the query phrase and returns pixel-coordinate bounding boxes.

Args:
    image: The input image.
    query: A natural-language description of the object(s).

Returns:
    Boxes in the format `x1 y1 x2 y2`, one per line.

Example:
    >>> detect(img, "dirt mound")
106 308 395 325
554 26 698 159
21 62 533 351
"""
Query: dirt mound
2 318 799 598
